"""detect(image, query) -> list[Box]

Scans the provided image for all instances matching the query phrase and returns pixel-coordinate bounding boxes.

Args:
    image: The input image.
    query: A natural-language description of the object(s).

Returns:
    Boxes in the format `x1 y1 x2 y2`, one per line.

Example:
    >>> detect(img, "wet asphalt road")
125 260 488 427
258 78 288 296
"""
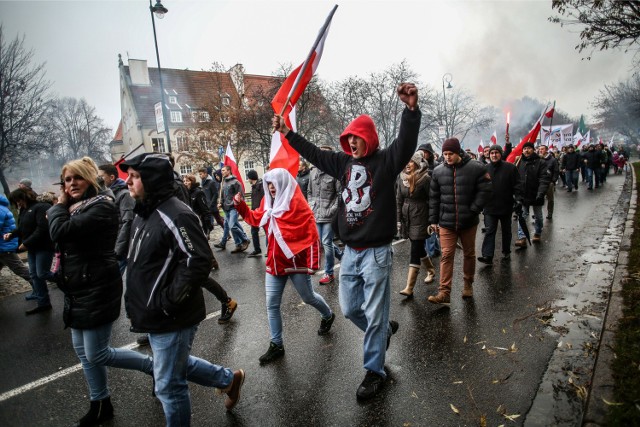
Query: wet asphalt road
0 172 631 427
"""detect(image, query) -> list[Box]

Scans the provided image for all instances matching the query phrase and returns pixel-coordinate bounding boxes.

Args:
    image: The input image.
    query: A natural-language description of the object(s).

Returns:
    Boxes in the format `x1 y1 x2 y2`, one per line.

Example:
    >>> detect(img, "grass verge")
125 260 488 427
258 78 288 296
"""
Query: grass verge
608 162 640 424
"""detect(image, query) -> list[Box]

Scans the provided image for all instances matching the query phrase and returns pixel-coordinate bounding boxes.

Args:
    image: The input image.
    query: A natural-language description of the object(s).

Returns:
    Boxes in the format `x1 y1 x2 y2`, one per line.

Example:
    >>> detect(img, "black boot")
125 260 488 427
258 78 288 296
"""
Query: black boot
74 397 114 427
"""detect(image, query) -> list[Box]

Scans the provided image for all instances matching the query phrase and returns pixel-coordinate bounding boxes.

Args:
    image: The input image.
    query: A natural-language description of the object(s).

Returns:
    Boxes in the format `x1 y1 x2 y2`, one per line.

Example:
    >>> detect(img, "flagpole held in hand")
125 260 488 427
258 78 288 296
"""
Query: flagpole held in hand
278 4 338 116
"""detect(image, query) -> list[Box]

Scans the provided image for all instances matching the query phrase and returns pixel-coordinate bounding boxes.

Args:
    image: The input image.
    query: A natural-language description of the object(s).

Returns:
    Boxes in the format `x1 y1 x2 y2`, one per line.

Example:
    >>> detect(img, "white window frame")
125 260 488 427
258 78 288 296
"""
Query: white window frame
219 113 230 123
179 164 193 175
169 96 178 104
170 111 183 123
151 137 167 153
176 135 189 152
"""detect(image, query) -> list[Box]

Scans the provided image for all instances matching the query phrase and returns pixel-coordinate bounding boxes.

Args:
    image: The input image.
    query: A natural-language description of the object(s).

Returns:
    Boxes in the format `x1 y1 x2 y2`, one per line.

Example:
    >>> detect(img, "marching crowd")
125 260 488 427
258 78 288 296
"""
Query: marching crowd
0 82 630 426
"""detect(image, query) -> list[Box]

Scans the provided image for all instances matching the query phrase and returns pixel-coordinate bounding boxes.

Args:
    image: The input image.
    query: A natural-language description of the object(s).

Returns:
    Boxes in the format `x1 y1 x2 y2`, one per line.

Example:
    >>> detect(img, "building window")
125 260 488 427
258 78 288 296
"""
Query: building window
192 111 210 122
222 96 231 106
199 136 212 152
219 113 230 123
169 96 177 104
244 160 254 170
176 135 189 152
152 137 167 153
179 164 193 175
170 111 183 123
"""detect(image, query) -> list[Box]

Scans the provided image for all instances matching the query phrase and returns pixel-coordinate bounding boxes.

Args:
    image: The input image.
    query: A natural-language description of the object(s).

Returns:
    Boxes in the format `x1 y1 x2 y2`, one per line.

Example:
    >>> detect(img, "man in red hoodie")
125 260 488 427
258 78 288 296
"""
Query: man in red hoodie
273 83 421 400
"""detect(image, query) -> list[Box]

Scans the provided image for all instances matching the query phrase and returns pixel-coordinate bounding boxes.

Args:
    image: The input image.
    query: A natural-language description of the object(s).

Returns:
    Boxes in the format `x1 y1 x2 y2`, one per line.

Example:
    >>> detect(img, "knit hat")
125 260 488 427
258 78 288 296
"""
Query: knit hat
410 151 423 166
19 178 32 188
119 153 174 194
489 144 503 156
441 138 461 154
522 142 535 150
246 169 258 180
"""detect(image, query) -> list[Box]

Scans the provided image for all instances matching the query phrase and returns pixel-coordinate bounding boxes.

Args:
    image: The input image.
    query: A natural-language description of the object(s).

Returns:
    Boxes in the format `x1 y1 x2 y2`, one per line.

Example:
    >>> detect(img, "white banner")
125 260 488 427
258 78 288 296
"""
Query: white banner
154 102 165 134
541 124 573 148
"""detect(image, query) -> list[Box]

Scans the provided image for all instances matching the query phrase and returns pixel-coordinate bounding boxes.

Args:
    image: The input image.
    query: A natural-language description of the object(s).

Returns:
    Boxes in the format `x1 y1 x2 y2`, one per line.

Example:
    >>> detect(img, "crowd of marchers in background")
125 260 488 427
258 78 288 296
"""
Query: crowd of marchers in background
0 81 631 426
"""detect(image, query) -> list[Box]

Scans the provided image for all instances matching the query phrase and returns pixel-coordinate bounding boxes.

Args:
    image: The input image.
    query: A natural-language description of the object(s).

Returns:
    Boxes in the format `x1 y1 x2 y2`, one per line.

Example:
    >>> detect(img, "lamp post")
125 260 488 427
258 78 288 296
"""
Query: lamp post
442 73 453 139
149 0 171 153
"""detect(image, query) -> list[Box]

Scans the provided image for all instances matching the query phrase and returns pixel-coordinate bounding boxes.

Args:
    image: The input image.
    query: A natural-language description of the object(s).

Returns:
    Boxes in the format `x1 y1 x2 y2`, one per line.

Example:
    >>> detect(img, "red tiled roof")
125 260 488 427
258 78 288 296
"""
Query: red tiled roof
124 66 242 128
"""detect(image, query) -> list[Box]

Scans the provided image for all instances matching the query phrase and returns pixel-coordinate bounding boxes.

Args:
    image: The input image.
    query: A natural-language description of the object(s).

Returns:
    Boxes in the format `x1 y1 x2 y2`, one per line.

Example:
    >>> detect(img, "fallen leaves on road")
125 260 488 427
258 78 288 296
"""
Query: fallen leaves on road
450 403 460 414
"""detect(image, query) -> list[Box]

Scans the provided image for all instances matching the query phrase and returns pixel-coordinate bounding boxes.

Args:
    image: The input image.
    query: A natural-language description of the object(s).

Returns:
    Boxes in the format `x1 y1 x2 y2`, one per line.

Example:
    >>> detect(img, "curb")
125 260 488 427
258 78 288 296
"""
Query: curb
583 165 636 426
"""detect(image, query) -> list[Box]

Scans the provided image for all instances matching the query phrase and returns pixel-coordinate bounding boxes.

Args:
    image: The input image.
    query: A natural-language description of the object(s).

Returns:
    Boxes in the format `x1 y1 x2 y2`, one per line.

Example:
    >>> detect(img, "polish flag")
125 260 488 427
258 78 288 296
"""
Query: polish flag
506 108 547 163
223 142 245 193
490 131 497 145
583 130 591 147
545 106 555 119
574 131 583 147
477 139 484 154
270 5 337 176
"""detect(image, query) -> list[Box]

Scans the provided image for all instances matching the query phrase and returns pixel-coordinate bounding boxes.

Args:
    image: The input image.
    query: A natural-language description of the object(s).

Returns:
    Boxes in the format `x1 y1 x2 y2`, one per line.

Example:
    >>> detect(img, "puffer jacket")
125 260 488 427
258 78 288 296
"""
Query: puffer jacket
516 153 551 206
561 151 581 170
9 201 54 252
0 195 19 252
125 196 211 333
307 168 340 223
48 193 122 329
396 168 430 240
429 153 493 231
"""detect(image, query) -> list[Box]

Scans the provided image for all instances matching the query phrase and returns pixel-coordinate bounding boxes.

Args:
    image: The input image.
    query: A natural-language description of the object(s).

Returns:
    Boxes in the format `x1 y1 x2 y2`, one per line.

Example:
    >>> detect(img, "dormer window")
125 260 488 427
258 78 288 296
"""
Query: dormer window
221 93 231 106
169 96 178 104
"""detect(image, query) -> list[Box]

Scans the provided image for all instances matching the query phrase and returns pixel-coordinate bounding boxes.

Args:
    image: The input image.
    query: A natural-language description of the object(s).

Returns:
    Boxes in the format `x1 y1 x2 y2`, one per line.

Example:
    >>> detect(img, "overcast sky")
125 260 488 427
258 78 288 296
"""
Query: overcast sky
1 0 636 133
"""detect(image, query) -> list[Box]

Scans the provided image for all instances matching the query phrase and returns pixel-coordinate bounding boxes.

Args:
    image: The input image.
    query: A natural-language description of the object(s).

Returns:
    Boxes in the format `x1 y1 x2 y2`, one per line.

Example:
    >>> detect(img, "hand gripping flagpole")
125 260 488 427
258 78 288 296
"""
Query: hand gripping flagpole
278 4 338 116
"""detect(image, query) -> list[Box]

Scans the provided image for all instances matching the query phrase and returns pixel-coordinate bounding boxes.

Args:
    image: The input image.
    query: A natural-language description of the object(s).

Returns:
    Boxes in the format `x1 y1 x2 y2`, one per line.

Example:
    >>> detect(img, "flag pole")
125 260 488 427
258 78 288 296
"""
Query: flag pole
278 4 338 116
543 100 556 147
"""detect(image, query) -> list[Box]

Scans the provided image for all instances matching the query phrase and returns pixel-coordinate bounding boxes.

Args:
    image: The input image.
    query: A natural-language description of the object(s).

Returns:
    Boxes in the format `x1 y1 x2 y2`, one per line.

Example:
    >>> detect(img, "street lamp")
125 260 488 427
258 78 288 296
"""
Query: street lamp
442 73 453 139
149 0 171 153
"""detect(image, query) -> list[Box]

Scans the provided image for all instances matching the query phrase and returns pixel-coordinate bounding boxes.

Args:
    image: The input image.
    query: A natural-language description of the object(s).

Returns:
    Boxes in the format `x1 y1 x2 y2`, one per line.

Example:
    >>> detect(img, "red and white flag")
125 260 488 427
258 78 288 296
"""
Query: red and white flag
506 108 547 163
223 141 245 193
490 131 497 145
270 5 338 176
574 131 583 147
477 139 484 154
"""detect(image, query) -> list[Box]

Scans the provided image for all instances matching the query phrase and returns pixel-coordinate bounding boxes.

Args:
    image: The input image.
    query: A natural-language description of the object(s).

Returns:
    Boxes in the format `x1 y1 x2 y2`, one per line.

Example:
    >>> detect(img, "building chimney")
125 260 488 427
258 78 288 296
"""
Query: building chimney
129 59 151 86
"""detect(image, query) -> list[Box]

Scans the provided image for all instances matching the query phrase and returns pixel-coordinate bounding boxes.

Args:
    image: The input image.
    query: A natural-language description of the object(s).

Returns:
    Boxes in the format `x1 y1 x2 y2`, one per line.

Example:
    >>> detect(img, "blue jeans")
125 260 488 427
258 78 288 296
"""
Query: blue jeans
71 322 153 401
481 213 512 257
566 169 579 190
339 245 393 378
518 205 543 238
149 325 234 427
221 208 248 246
317 222 335 276
265 273 332 346
27 250 54 307
586 167 595 189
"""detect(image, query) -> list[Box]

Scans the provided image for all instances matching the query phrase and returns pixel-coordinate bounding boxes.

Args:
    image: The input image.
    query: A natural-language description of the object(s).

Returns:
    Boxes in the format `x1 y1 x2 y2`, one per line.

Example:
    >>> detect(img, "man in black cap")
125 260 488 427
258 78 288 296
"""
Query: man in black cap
245 169 264 257
514 142 551 246
478 144 523 264
560 144 581 192
119 153 245 423
417 143 440 174
428 137 492 305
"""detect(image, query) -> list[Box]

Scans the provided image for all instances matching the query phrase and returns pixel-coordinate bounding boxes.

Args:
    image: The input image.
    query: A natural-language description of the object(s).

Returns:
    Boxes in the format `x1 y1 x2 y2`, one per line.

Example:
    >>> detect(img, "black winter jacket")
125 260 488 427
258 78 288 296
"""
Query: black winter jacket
10 201 54 252
484 160 523 216
542 153 560 183
583 150 605 169
48 194 122 329
429 153 493 230
111 179 135 259
125 196 211 333
516 153 551 206
188 183 212 233
251 179 265 212
561 151 581 170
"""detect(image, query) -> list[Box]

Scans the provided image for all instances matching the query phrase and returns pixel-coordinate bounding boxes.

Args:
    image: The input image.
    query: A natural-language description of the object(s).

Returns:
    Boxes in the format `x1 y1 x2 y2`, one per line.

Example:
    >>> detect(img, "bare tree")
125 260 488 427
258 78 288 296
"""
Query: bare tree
593 74 640 145
549 0 640 59
0 26 51 195
48 97 112 162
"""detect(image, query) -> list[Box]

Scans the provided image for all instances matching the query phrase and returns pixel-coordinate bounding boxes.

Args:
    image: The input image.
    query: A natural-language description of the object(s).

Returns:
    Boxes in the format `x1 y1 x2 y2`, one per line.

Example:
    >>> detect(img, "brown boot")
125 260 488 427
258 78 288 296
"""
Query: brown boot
515 238 527 248
421 256 436 283
399 266 419 298
428 291 450 306
462 282 473 298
